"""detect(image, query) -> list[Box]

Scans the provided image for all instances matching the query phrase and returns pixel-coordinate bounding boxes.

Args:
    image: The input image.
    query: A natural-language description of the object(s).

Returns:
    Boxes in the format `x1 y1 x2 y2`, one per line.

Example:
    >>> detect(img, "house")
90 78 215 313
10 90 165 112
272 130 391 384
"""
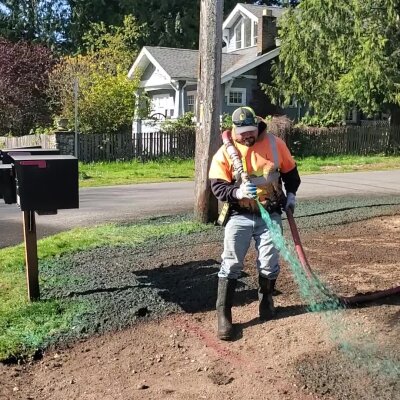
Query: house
128 3 305 122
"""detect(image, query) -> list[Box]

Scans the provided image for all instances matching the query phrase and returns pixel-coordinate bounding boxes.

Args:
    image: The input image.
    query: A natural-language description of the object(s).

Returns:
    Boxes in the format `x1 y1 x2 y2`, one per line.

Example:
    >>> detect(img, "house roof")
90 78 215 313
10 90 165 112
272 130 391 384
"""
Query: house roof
128 46 244 82
128 3 285 85
223 3 285 29
240 4 286 19
143 47 198 81
239 3 268 19
128 45 280 86
221 47 280 83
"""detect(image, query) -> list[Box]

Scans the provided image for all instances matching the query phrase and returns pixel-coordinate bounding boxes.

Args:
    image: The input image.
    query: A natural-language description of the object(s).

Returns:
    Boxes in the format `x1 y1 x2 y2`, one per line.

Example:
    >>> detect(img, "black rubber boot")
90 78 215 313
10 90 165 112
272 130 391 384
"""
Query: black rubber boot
258 276 276 322
216 278 237 340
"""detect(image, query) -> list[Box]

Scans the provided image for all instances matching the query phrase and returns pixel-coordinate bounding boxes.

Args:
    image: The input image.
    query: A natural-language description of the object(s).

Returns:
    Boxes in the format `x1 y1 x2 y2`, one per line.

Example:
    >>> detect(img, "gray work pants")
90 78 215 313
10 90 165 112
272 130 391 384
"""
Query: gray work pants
218 212 282 280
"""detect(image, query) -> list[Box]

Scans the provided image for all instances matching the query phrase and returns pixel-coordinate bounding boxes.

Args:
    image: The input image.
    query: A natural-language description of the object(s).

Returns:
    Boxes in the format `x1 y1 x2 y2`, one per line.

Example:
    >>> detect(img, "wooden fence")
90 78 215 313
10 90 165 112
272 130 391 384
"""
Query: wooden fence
0 134 56 150
1 125 399 161
78 130 196 162
287 125 400 157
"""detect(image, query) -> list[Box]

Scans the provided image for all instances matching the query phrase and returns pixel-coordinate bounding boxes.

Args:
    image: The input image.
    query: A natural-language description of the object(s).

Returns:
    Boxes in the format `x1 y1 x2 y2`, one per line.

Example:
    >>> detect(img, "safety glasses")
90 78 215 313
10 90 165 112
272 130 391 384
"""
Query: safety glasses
232 117 257 127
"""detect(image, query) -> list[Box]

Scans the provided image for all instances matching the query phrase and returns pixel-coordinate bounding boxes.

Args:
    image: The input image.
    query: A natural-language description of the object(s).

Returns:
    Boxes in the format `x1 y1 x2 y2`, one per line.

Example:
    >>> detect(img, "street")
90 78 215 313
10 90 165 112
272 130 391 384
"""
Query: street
1 169 400 248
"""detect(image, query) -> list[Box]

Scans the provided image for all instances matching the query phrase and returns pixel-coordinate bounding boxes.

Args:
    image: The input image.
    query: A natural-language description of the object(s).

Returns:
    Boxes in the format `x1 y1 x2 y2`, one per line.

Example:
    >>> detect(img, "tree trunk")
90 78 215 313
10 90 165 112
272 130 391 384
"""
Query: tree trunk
387 103 400 155
389 103 400 126
194 0 223 223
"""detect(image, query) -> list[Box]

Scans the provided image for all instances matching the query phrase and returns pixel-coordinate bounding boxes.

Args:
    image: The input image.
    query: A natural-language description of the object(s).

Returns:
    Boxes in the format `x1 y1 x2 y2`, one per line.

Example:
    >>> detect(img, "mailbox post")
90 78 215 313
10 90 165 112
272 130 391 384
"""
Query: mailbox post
23 210 40 300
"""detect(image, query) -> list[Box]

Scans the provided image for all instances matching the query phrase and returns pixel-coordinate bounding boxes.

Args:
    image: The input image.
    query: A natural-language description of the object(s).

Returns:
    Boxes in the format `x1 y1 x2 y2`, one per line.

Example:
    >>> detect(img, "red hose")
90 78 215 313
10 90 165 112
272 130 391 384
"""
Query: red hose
286 209 400 306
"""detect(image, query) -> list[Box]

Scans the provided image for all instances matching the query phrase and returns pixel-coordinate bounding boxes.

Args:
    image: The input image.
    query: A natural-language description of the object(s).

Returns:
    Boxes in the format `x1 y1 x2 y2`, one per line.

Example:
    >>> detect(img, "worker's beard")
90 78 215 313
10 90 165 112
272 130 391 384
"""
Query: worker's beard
236 136 256 147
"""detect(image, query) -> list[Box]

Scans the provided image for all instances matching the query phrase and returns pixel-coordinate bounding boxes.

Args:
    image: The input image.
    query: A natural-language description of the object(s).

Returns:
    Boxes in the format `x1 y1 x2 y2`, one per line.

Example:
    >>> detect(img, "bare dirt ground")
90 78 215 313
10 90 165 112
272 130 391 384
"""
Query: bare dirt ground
1 213 399 400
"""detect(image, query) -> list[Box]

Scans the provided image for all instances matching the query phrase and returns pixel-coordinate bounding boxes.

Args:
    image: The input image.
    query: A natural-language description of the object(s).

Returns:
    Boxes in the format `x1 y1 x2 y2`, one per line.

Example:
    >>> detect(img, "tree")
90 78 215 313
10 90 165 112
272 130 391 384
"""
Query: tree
0 0 140 52
49 55 140 134
1 1 301 54
81 14 147 72
48 16 141 134
117 0 199 49
0 0 70 50
263 0 400 125
65 0 131 52
0 38 55 136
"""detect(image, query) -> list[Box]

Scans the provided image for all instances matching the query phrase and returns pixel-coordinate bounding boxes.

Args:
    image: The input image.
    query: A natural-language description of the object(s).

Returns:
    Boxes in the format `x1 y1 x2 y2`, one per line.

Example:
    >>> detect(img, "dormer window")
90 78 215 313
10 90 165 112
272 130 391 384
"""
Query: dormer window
253 21 258 45
235 22 242 49
224 5 266 53
244 19 252 47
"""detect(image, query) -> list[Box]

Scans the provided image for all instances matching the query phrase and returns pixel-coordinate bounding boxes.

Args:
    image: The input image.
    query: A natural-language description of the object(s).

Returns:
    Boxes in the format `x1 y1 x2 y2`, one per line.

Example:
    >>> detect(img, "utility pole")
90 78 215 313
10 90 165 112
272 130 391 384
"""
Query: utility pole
194 0 223 223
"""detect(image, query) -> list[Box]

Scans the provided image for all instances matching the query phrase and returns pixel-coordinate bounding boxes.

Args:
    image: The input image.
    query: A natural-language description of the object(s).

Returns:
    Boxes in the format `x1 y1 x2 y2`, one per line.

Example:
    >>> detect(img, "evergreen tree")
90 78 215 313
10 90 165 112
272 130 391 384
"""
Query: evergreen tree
0 0 69 50
0 1 301 53
263 0 400 125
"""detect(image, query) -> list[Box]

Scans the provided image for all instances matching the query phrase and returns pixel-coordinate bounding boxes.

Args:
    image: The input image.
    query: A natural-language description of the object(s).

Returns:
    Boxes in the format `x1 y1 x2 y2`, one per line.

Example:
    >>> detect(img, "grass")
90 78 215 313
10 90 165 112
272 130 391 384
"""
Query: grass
0 217 211 361
296 155 400 173
79 158 194 187
78 155 400 187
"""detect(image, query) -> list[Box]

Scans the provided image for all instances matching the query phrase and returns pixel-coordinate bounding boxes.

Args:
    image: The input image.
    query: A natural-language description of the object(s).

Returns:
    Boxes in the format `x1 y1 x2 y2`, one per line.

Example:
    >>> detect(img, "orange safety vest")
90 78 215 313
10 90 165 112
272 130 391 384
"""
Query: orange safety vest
209 131 296 212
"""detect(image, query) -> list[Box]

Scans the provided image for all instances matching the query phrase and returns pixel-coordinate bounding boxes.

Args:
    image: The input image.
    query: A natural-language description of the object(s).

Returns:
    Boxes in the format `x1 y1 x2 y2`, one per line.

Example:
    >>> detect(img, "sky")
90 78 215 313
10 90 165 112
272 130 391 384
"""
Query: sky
0 2 10 15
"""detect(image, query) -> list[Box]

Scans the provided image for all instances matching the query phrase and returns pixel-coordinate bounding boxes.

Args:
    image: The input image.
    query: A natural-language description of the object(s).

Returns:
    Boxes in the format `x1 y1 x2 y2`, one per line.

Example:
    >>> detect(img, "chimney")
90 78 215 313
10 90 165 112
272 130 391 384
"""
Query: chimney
257 9 277 56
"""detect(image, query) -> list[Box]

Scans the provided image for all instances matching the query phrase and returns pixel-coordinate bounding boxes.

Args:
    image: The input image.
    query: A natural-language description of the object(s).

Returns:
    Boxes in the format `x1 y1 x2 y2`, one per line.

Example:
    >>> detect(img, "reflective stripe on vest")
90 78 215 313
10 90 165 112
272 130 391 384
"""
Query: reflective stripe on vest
267 133 279 170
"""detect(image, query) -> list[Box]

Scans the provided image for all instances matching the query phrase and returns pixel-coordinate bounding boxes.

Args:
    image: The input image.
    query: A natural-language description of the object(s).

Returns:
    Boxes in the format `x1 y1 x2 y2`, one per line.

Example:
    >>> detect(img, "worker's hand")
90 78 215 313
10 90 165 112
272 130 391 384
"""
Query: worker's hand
285 192 296 213
236 181 257 200
251 169 280 186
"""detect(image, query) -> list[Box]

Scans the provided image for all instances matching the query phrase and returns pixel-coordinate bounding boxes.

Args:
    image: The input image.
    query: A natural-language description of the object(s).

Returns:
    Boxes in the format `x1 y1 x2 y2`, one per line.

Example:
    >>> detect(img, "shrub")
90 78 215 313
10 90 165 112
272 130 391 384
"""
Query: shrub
48 55 140 135
0 39 55 136
161 112 195 135
265 115 293 140
221 113 232 131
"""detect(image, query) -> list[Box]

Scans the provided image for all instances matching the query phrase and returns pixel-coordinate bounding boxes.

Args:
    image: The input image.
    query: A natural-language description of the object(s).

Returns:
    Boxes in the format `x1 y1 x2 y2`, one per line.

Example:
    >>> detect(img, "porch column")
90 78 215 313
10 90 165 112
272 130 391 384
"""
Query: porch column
172 80 186 118
134 88 145 118
132 88 144 138
224 79 234 105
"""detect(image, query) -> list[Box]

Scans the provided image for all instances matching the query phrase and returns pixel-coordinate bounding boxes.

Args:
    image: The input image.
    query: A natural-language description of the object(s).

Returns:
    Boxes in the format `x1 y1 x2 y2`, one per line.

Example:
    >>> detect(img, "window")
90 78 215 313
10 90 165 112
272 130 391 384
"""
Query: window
187 93 196 112
253 21 258 45
235 22 242 49
244 19 251 47
227 89 246 106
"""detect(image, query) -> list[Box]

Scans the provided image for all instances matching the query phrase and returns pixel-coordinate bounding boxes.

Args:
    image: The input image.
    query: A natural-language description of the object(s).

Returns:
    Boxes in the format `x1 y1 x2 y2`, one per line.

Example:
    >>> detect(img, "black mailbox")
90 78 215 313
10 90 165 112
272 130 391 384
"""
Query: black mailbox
12 155 79 212
0 164 16 204
0 148 60 164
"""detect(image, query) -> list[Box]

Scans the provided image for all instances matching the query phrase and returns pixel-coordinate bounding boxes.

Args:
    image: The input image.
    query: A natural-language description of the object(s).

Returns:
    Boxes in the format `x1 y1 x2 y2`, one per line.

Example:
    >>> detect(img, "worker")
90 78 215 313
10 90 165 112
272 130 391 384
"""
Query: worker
209 106 301 340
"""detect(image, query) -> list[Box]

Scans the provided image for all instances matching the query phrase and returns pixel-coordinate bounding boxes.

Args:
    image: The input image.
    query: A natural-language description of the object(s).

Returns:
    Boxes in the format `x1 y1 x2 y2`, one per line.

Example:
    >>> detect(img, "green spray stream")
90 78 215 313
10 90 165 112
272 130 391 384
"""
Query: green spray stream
220 128 399 377
255 199 400 378
255 199 342 312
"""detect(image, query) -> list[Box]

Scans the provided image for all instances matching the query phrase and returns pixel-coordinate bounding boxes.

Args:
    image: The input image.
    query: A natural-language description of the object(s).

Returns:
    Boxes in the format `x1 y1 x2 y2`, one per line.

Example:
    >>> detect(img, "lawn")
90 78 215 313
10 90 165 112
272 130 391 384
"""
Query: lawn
78 155 400 187
0 217 211 361
79 158 194 187
296 155 400 173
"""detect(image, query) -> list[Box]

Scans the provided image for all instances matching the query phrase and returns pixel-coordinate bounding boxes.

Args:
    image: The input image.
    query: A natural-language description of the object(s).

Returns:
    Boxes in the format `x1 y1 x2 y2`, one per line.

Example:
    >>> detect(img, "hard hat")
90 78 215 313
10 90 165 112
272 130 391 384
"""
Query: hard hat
232 107 258 134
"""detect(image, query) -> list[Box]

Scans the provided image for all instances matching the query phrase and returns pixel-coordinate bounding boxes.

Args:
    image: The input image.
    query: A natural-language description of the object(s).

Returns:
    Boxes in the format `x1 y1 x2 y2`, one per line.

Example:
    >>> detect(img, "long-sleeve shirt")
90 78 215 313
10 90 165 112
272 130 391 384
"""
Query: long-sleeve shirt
209 131 301 214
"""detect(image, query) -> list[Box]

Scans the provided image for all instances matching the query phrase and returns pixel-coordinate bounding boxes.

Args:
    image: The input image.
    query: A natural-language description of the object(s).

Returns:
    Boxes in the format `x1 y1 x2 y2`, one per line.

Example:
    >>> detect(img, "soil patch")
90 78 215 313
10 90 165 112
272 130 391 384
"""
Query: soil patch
1 200 399 400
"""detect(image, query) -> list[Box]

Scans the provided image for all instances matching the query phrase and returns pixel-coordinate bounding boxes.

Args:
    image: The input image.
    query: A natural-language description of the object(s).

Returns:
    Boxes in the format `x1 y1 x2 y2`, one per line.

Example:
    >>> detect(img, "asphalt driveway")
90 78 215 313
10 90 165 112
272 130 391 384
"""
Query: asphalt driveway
1 169 400 248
